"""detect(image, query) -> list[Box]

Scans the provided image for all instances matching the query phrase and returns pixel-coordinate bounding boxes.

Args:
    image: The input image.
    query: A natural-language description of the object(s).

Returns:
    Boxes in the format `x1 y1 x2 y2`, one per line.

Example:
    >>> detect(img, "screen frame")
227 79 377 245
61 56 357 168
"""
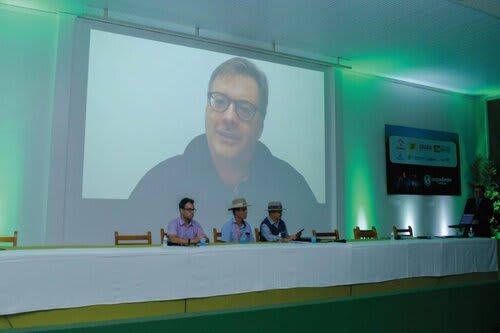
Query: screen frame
47 17 337 245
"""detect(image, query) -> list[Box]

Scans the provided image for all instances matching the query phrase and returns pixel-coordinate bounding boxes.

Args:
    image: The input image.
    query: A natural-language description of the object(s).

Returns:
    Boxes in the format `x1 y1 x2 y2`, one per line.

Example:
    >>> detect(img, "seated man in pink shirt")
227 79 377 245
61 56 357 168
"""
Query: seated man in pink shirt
167 197 208 246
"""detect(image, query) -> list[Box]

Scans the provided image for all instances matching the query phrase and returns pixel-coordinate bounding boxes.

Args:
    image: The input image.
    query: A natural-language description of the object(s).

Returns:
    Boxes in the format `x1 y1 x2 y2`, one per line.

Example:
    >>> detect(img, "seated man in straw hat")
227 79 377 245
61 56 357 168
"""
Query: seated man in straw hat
259 201 297 242
221 198 255 243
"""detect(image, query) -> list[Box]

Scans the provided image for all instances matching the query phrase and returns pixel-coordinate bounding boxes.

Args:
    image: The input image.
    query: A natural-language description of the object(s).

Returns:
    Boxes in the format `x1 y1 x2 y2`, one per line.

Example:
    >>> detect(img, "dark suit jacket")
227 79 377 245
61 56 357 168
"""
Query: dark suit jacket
463 197 493 237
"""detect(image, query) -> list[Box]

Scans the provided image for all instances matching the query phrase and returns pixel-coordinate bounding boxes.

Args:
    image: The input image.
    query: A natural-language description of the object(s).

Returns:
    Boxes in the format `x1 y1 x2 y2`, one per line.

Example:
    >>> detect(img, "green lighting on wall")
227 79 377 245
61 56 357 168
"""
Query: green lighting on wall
345 154 378 238
0 4 58 243
0 0 86 15
0 118 24 235
351 52 500 98
338 71 380 239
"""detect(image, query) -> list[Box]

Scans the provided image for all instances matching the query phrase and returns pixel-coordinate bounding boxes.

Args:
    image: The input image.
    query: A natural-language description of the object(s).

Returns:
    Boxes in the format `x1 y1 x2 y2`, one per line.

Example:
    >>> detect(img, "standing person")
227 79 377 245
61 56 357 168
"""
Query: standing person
463 185 494 237
220 198 255 243
167 197 208 245
260 201 297 242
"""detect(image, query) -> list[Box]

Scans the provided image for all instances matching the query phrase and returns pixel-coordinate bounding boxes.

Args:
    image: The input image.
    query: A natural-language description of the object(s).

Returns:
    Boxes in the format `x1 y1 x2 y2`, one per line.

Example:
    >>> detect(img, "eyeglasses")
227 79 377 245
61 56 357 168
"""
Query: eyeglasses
182 208 196 212
234 207 247 212
207 92 259 121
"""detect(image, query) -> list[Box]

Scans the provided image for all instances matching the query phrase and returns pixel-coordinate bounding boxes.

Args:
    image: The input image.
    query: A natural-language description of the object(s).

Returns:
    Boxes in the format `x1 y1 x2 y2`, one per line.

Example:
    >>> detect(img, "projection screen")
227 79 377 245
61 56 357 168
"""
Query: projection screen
58 18 335 245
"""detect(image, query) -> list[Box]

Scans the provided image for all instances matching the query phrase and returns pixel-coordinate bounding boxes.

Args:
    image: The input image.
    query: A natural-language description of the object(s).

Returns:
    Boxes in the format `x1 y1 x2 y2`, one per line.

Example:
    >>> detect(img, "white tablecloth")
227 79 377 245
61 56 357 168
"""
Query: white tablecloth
0 238 497 315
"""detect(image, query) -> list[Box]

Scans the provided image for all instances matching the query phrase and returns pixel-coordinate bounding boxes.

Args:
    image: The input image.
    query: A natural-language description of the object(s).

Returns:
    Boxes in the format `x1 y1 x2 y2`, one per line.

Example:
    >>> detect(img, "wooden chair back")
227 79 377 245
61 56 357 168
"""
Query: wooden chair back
114 231 152 245
254 228 261 242
312 229 340 240
392 225 413 238
353 226 378 240
213 228 222 243
0 231 18 247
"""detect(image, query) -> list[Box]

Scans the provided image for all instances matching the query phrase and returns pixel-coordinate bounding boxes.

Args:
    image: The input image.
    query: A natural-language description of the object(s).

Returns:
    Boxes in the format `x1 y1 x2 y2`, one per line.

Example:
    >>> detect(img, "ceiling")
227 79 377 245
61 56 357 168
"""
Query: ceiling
3 0 500 97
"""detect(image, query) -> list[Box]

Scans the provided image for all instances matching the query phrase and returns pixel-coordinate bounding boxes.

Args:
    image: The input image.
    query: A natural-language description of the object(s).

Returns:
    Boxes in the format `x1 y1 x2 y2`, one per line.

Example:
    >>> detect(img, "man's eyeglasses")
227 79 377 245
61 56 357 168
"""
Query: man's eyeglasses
182 208 196 212
207 92 259 121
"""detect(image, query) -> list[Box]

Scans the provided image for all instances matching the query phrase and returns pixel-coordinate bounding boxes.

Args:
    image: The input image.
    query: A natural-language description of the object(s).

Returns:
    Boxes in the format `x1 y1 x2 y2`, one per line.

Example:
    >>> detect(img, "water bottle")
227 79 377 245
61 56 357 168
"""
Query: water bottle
468 227 474 238
240 233 247 244
162 235 168 248
278 232 282 243
390 231 395 240
199 238 206 246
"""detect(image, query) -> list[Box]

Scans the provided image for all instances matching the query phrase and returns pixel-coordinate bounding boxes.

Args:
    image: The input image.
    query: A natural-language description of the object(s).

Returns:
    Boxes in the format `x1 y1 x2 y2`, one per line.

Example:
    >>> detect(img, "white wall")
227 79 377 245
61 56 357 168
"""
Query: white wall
0 5 58 245
335 69 487 238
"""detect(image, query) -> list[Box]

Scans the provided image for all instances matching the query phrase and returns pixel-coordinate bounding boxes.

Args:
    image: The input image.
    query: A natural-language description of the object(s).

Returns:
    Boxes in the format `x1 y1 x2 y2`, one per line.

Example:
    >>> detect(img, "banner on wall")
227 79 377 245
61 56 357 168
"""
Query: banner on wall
385 125 461 195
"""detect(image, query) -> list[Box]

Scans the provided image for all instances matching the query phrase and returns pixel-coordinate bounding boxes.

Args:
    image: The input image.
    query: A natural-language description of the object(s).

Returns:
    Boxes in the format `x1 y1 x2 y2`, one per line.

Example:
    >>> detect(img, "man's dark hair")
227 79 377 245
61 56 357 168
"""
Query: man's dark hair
179 197 194 210
208 57 269 118
474 185 486 193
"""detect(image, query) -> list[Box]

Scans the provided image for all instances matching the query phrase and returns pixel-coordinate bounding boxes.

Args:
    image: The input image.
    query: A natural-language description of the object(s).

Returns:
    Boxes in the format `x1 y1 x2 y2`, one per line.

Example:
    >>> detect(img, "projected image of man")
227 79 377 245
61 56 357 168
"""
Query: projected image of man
205 64 265 185
130 57 318 230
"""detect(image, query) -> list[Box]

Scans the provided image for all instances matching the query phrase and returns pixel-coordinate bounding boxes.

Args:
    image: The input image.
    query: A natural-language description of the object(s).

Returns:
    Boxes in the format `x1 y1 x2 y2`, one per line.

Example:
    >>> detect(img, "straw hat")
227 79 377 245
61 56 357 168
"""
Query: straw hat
228 198 251 210
266 201 286 211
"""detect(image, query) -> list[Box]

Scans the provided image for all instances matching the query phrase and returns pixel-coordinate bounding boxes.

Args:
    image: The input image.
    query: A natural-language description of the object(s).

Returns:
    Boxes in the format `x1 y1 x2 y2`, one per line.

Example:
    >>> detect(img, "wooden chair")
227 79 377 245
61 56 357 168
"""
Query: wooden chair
213 228 222 243
0 231 18 247
392 225 413 238
254 228 261 242
353 226 378 240
114 231 152 245
312 229 340 240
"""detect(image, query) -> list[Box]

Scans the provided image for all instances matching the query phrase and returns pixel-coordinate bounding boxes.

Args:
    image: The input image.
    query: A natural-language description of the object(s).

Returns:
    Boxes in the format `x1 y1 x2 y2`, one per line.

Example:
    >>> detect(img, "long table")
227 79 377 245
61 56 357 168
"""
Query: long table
0 238 497 316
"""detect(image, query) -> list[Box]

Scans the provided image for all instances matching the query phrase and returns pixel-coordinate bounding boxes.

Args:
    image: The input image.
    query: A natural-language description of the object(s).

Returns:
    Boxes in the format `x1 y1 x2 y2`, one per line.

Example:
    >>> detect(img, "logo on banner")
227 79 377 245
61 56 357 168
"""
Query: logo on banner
423 174 432 187
419 144 432 151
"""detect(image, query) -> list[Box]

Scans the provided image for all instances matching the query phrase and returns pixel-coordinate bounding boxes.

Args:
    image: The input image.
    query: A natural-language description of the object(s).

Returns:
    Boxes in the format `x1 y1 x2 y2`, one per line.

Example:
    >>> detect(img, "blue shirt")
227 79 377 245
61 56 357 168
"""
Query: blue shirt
220 217 255 243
